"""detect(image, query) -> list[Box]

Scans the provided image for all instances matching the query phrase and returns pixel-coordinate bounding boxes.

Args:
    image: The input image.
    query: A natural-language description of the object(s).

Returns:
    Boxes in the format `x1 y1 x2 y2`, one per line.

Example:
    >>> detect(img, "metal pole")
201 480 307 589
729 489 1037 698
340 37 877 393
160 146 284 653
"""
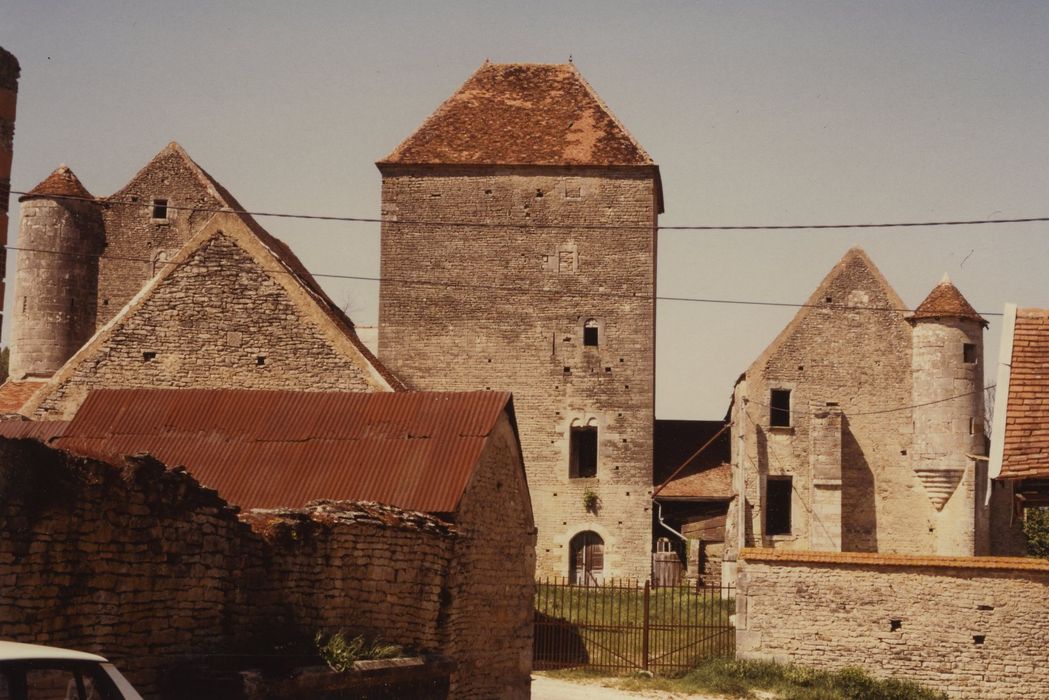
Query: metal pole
642 580 650 672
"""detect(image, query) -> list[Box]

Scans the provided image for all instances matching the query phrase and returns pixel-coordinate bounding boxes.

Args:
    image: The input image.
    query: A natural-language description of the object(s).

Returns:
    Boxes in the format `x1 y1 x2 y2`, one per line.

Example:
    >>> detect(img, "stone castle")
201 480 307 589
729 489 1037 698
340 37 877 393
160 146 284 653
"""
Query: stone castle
1 59 1019 585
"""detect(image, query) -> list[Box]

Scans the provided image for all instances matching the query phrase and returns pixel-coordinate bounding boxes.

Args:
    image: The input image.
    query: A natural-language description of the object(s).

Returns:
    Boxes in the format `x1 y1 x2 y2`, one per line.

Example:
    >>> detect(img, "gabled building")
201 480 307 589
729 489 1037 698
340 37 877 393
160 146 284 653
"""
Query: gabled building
725 248 1005 577
2 147 402 418
377 62 662 580
989 306 1049 525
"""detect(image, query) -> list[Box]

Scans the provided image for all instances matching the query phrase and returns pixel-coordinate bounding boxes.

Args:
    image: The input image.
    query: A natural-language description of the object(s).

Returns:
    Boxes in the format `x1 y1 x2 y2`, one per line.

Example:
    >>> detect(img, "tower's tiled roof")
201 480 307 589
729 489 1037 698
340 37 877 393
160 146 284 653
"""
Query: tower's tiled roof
381 62 655 167
910 274 987 327
20 165 94 202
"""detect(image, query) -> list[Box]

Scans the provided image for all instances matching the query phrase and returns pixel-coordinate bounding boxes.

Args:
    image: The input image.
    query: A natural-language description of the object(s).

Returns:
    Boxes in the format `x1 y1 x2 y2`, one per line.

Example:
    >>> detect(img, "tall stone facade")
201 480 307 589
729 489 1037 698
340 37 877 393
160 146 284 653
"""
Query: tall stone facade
726 248 991 571
378 63 660 580
0 46 19 323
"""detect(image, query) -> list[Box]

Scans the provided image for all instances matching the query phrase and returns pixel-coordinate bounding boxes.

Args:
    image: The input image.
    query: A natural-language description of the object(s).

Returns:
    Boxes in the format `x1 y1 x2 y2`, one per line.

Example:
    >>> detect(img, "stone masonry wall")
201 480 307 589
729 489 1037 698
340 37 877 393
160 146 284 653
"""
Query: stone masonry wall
9 198 103 379
0 436 534 700
32 233 379 419
97 147 226 327
0 46 18 317
735 252 936 555
379 165 657 581
737 549 1049 700
446 413 536 699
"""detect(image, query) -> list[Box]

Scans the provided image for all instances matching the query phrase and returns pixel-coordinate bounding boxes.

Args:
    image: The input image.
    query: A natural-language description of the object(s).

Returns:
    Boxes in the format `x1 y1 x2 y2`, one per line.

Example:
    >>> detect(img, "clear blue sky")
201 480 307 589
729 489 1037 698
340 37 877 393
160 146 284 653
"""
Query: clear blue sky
2 1 1047 418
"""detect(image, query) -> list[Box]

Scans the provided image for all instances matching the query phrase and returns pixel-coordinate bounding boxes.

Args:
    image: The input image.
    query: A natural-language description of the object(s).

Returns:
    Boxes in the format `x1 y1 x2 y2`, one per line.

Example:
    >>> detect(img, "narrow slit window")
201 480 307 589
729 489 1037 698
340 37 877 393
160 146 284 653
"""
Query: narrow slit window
770 389 792 427
570 426 598 478
963 343 977 364
583 319 599 347
152 198 169 220
766 477 792 535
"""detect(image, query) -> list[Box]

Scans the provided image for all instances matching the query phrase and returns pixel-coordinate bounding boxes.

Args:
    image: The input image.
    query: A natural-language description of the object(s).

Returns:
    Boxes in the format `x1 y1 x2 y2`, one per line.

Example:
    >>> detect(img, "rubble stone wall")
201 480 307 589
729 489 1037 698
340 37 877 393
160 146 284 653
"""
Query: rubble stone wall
379 165 657 580
31 233 378 419
0 437 530 700
737 549 1049 700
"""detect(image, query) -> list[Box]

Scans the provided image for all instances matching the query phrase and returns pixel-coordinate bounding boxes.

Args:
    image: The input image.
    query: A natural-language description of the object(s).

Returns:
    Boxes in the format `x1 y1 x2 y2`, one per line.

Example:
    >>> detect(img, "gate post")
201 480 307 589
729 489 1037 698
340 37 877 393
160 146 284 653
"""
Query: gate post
642 580 650 671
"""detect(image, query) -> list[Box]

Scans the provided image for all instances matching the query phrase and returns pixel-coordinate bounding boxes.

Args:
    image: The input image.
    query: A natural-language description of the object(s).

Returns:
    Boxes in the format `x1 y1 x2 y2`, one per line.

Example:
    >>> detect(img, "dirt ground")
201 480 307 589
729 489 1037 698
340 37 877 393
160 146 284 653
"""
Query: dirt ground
530 674 729 699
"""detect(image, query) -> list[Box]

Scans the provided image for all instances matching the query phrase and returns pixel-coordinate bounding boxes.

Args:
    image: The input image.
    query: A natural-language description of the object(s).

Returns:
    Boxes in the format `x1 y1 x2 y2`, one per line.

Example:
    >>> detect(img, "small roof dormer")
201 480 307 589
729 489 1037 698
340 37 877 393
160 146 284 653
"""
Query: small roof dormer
909 273 988 327
19 165 94 203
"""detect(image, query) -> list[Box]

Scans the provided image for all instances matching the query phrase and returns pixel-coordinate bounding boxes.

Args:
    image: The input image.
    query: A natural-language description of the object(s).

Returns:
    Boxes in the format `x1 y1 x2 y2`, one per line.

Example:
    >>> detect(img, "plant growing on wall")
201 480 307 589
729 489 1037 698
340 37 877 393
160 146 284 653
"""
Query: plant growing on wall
314 631 403 672
583 488 600 513
1023 507 1049 558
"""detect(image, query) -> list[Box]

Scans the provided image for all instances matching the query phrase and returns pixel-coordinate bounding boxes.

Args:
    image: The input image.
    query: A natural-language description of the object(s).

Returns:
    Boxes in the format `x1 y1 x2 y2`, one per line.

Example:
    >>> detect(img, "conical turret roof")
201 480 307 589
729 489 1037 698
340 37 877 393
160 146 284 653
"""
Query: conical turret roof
910 273 987 327
19 165 94 202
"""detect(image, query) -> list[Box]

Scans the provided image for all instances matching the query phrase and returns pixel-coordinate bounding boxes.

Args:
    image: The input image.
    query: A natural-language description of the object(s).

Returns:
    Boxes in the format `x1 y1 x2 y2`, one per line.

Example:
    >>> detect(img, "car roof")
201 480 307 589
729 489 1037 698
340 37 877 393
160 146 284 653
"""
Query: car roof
0 641 107 663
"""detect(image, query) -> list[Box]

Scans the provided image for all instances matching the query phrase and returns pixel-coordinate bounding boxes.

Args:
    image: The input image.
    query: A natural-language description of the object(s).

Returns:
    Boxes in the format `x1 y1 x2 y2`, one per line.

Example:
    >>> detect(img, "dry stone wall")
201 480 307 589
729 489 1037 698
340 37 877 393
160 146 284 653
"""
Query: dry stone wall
737 549 1049 700
0 436 531 700
32 233 379 419
379 165 657 580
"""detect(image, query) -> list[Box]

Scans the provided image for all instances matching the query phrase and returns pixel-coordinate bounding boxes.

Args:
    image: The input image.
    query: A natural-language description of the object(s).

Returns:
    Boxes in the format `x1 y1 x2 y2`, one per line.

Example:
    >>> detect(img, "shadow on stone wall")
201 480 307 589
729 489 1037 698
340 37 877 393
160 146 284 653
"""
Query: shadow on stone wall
841 416 878 552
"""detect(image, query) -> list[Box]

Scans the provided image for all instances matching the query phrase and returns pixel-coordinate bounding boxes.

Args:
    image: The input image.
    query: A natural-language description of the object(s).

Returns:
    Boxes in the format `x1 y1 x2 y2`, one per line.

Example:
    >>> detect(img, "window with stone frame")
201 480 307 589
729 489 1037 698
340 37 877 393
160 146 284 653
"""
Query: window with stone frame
583 319 599 347
766 477 793 535
770 389 792 427
569 426 598 478
151 198 169 221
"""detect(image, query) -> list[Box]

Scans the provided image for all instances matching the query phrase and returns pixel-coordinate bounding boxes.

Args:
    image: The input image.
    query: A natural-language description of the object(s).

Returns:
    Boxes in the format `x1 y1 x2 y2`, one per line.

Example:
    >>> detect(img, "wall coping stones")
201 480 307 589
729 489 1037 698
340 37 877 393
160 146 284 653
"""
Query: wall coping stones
741 547 1049 573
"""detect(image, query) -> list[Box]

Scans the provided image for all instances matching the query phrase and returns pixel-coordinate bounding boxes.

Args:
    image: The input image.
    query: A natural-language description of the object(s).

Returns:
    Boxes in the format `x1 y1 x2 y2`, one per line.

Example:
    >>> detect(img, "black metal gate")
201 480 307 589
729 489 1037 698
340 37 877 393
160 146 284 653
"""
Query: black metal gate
534 578 735 674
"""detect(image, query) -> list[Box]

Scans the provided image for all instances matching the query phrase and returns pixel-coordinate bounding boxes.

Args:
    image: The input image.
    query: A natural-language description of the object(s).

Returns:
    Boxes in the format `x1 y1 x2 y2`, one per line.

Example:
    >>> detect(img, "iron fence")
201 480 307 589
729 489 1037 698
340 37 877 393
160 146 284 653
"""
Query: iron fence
534 578 735 674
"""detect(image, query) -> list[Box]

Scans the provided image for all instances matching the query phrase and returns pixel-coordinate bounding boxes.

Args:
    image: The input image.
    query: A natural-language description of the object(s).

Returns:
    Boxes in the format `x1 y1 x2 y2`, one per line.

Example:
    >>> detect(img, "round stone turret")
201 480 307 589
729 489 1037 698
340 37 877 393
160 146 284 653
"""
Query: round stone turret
908 274 987 555
9 166 103 380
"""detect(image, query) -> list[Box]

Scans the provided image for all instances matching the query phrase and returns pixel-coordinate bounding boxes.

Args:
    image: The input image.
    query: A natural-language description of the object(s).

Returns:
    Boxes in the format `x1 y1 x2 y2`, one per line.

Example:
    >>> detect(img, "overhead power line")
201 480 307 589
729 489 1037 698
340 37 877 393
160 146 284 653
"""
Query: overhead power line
9 190 1049 231
3 244 1006 318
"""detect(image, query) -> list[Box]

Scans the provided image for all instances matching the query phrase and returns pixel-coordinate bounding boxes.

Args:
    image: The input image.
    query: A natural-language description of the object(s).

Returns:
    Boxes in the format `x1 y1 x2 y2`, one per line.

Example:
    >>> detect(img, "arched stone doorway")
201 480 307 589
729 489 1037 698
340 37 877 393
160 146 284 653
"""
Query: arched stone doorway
569 531 604 585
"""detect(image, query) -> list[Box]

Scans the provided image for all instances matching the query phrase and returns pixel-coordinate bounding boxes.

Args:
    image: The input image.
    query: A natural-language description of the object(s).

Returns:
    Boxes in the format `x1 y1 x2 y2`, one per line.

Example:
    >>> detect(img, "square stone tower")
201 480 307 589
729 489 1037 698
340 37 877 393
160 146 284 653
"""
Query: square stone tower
377 62 662 580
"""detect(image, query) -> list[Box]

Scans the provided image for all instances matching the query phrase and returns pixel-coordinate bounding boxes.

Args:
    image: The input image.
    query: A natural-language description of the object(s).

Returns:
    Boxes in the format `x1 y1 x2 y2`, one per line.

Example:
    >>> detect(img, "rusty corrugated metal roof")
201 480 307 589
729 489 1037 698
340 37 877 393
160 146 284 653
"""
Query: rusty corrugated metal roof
0 420 70 442
56 388 515 514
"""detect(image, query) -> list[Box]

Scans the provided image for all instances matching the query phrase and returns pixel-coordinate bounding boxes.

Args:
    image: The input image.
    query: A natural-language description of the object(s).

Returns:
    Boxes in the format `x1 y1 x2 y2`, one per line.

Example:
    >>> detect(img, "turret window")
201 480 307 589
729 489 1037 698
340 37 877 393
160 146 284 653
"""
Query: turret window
963 343 976 364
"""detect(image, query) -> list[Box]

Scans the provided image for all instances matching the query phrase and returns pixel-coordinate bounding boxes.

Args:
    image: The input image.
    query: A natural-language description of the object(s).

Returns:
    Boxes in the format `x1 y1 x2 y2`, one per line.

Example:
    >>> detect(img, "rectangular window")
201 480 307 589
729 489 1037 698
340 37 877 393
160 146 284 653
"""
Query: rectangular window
770 389 792 427
583 320 599 347
570 426 598 478
766 477 792 535
152 198 169 220
963 343 976 364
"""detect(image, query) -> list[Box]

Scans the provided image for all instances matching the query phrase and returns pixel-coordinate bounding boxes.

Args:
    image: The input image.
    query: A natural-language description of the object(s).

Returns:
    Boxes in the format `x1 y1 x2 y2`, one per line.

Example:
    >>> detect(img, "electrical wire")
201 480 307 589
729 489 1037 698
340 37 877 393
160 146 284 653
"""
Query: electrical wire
1 244 1008 318
9 189 1049 232
745 385 995 418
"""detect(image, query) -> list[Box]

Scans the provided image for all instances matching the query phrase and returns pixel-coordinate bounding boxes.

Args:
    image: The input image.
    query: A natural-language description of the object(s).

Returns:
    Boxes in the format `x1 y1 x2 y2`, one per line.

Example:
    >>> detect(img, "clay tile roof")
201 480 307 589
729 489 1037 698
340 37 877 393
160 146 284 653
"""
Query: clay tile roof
54 388 517 515
910 274 987 326
0 380 47 414
19 165 94 202
653 420 733 500
999 308 1049 480
381 62 654 167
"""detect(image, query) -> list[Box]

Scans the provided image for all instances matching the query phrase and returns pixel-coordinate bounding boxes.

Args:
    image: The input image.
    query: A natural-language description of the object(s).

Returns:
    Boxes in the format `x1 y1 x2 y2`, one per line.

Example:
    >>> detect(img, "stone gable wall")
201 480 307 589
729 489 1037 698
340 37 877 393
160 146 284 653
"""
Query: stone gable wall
0 436 532 699
32 233 377 419
737 550 1049 700
97 150 225 326
446 413 536 699
379 165 657 580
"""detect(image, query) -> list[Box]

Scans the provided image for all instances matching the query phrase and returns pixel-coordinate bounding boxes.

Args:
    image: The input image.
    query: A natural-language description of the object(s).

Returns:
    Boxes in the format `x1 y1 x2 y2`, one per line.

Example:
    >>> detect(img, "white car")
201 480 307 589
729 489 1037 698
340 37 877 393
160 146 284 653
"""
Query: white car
0 641 143 700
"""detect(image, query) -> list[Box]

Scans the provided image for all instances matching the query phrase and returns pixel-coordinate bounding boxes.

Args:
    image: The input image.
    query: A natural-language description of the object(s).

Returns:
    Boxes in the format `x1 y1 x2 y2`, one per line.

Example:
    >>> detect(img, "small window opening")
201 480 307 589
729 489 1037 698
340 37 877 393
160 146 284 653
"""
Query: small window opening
484 188 492 195
766 477 792 535
890 619 902 632
963 343 976 364
969 417 977 435
143 351 156 362
152 198 169 220
825 296 833 303
256 355 266 366
129 195 139 203
570 426 598 478
563 366 571 374
977 604 994 611
770 389 792 427
583 319 599 347
973 635 985 645
536 188 544 198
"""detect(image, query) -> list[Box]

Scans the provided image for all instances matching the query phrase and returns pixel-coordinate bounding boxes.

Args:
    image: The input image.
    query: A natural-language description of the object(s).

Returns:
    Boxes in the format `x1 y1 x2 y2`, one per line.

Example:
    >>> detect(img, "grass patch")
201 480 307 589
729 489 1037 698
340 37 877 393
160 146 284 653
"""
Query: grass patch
314 631 403 672
612 658 947 699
